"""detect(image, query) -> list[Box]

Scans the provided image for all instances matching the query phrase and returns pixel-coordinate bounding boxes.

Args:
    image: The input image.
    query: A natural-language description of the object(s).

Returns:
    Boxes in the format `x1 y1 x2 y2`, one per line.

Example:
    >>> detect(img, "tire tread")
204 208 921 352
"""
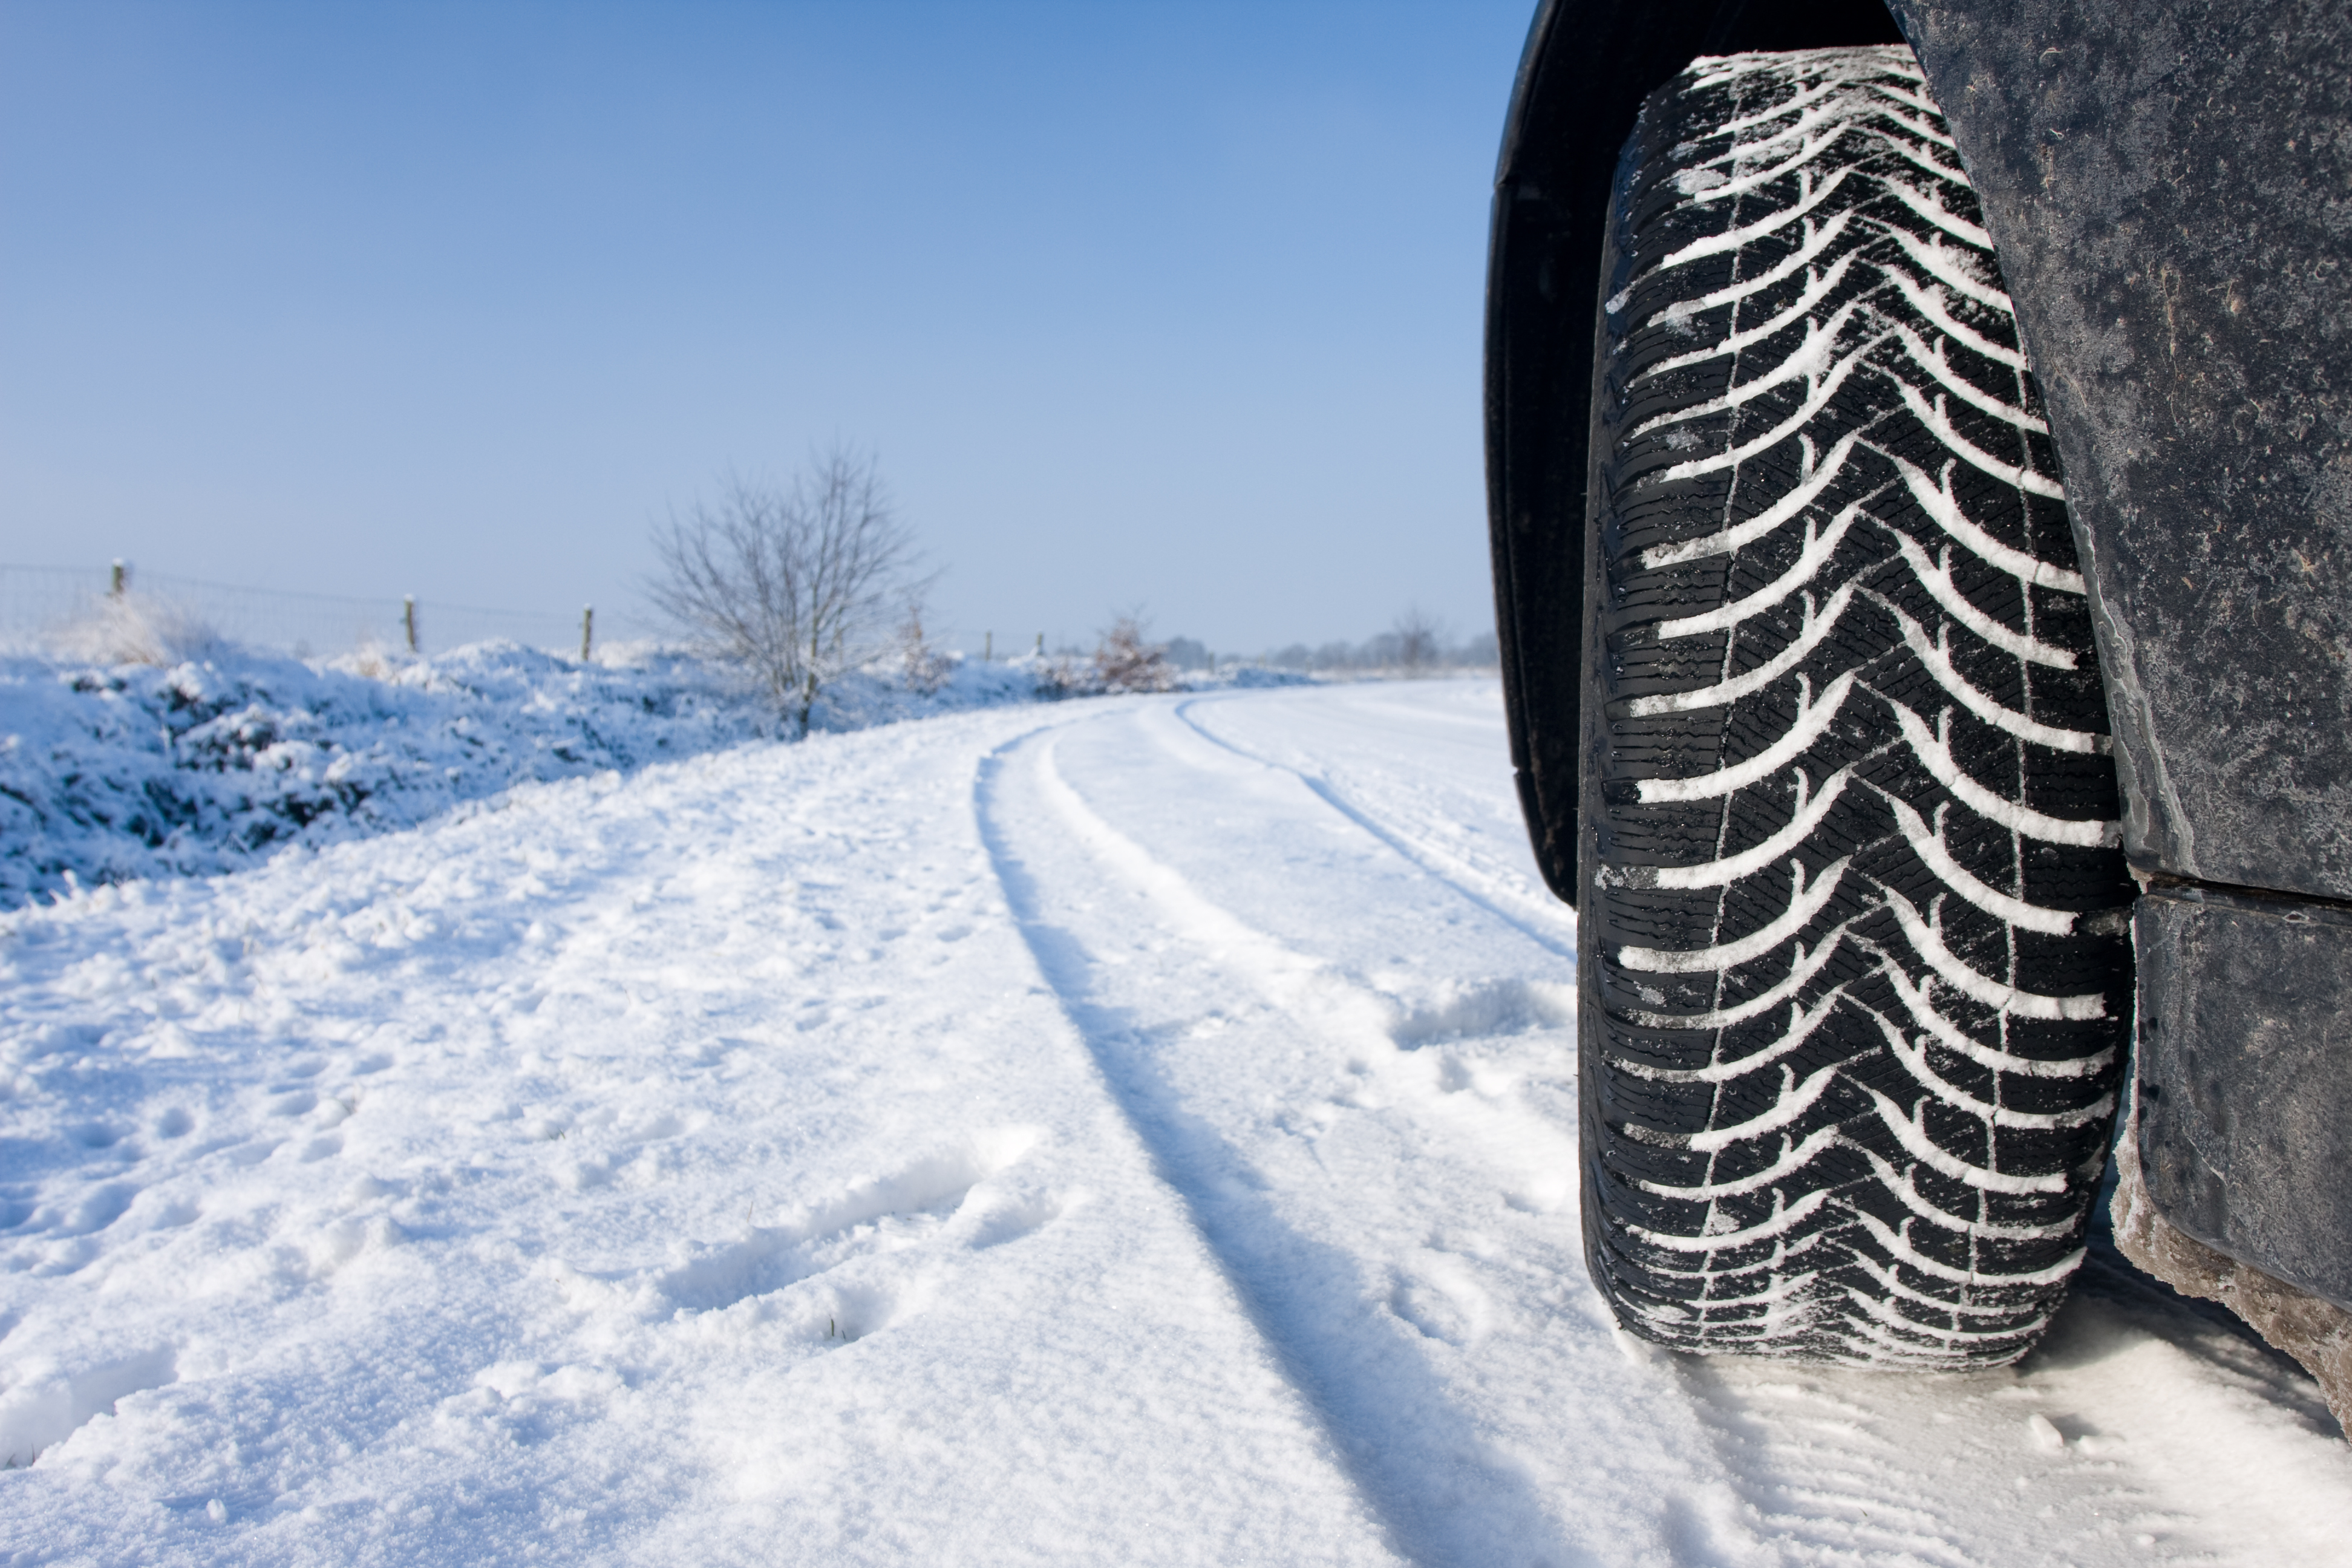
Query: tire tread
1581 45 2134 1368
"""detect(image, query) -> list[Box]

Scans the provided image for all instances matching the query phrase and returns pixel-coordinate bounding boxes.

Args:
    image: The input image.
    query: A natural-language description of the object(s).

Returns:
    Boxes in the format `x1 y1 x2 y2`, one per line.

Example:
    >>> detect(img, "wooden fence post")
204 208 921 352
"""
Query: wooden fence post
1034 633 1044 657
111 560 126 598
580 605 594 662
984 631 992 662
403 596 418 653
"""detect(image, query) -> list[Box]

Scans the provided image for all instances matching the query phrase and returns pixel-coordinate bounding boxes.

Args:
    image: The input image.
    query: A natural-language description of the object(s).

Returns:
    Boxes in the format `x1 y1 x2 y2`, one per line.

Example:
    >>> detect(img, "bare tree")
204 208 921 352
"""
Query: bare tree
648 446 927 733
1391 606 1443 676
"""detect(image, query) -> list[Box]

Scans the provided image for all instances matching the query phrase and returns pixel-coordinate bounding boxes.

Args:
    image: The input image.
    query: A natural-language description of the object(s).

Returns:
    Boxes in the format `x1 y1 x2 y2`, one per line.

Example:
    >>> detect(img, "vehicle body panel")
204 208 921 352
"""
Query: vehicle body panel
1893 0 2352 906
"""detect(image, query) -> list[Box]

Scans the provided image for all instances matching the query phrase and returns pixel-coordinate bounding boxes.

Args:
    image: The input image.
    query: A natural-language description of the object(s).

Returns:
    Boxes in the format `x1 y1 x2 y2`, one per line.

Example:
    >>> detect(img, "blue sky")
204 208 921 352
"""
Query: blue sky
1 2 1536 654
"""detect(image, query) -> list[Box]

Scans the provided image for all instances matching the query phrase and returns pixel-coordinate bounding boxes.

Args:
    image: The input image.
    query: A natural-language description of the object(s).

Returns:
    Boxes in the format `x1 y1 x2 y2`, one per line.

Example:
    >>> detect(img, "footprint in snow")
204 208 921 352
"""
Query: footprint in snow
1387 1254 1495 1348
1385 976 1575 1047
962 1188 1072 1250
649 1128 1053 1319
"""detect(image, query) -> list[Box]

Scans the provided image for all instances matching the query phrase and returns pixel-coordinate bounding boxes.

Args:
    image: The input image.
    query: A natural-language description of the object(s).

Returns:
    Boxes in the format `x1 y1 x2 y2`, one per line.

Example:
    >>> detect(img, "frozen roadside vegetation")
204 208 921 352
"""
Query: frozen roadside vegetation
0 640 755 912
2 679 2348 1566
0 626 1302 912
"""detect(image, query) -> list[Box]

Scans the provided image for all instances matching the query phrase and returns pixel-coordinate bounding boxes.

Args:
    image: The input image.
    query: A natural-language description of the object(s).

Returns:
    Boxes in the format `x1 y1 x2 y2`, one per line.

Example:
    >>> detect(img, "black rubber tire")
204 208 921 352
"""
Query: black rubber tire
1579 45 2135 1368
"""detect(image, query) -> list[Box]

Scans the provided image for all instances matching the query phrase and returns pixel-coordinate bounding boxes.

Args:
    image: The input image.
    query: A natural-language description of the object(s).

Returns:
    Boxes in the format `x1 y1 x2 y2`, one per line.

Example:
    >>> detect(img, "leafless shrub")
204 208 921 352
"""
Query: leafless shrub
1093 615 1177 694
648 446 929 733
897 595 953 696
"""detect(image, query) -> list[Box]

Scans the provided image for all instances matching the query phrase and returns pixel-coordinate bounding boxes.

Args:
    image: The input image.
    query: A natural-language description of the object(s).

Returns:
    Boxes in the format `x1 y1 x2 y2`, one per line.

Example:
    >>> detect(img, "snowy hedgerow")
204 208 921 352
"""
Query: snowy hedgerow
0 623 1306 909
0 636 1129 909
0 641 757 910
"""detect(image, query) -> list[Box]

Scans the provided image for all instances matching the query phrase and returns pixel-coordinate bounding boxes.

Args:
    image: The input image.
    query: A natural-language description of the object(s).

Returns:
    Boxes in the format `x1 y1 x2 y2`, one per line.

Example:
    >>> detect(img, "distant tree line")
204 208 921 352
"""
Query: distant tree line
1161 609 1501 676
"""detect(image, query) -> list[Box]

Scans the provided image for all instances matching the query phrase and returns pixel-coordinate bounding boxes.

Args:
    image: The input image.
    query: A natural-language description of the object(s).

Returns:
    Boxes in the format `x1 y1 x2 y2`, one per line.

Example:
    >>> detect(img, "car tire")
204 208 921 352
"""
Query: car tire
1580 44 2135 1367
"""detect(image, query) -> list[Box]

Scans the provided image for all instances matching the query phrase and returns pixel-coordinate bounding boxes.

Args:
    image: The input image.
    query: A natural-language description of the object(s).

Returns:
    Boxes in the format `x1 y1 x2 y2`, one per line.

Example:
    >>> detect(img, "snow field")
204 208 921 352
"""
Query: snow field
2 681 2349 1565
0 704 1392 1563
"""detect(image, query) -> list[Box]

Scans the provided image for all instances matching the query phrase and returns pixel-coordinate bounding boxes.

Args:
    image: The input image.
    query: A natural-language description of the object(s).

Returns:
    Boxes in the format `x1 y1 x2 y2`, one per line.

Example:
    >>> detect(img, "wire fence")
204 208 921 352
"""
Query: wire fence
0 563 661 661
1 563 1500 675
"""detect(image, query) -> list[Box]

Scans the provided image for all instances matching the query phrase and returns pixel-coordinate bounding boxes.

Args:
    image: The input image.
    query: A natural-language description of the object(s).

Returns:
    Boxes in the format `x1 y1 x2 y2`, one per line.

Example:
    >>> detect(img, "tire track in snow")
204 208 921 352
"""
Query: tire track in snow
1019 710 1589 1235
973 728 1450 1567
976 712 1722 1568
1170 697 1578 961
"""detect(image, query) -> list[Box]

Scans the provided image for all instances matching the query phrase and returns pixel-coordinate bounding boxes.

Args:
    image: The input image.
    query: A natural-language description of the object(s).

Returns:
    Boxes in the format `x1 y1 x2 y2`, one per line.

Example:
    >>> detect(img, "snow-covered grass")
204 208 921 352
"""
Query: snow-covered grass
10 679 2340 1565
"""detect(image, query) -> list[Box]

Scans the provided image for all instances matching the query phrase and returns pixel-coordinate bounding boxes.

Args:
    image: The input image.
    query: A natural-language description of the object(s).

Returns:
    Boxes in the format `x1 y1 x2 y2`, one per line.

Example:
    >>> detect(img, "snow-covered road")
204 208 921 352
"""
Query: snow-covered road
4 682 2347 1565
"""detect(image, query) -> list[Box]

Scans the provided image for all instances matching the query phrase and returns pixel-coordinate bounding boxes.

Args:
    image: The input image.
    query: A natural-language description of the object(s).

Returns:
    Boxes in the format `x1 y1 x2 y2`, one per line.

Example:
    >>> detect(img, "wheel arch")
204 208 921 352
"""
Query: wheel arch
1485 0 1907 904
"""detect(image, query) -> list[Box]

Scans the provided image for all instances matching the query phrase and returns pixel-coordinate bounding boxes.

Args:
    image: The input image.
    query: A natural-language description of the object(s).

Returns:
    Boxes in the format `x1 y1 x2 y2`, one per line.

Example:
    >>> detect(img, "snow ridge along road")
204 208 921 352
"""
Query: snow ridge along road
2 681 2347 1564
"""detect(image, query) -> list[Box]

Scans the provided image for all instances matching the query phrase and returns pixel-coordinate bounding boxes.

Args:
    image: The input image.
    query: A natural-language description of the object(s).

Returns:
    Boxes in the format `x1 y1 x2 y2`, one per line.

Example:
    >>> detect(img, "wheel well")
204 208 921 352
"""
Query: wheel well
1485 0 1904 903
1694 0 1903 54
